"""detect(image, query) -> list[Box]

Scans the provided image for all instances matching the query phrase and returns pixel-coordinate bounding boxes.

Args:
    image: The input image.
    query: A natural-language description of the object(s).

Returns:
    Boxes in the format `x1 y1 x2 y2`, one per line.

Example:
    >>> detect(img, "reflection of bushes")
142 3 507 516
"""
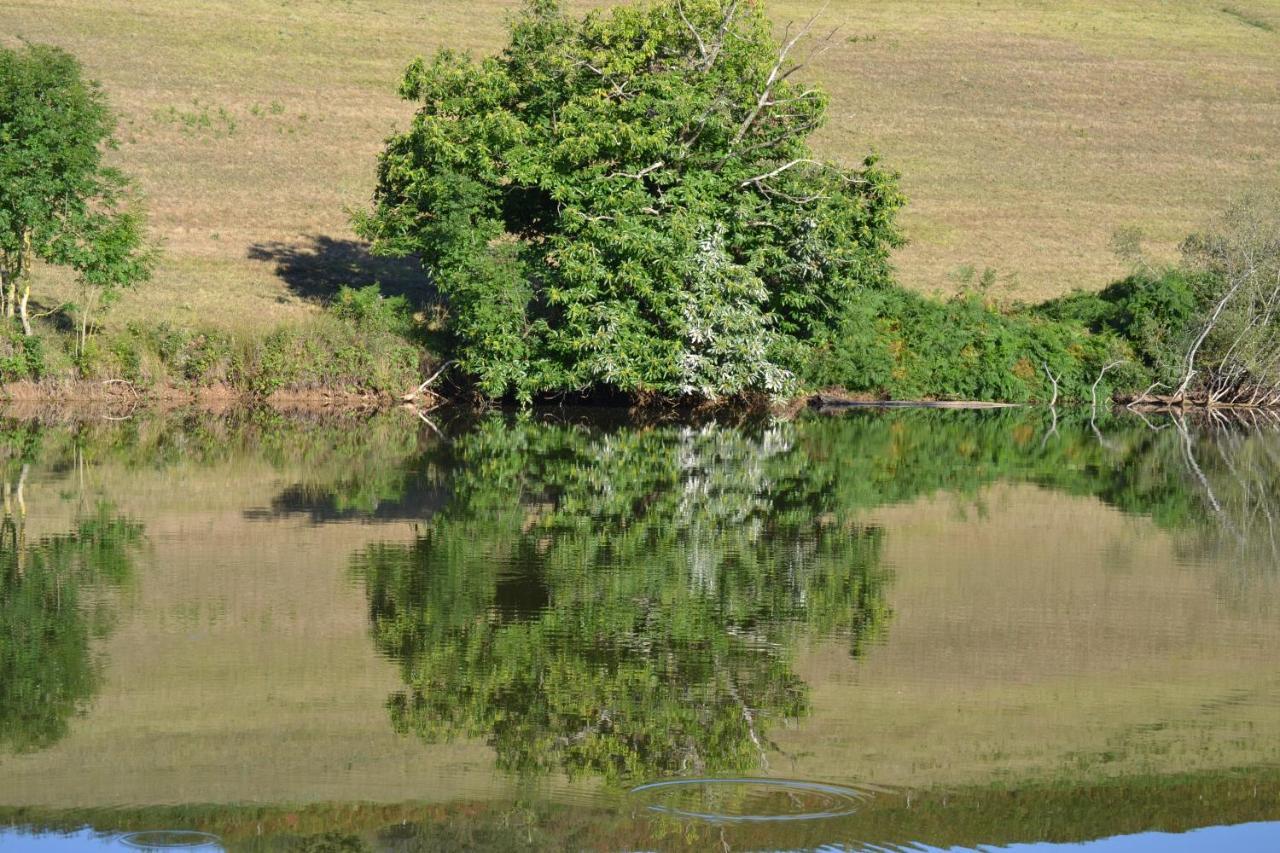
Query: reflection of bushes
345 409 1280 784
354 419 890 784
0 506 142 754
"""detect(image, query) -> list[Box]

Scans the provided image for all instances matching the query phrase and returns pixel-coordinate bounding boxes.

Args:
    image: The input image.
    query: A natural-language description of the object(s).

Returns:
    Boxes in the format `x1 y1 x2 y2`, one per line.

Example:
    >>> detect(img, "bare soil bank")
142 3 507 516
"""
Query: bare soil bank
0 379 393 415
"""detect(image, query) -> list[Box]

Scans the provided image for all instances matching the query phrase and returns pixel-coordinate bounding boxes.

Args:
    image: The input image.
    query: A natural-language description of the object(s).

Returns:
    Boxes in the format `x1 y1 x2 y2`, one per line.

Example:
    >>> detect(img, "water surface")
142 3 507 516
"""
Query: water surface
1 407 1277 850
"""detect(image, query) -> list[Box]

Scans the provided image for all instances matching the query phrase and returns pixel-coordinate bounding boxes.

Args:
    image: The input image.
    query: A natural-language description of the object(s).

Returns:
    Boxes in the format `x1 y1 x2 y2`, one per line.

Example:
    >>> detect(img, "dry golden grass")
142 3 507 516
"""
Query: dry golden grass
2 0 1279 318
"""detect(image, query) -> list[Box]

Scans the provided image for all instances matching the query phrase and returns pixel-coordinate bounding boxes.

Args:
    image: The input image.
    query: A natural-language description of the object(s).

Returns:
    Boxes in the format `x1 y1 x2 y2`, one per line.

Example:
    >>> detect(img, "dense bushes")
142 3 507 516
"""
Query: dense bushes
358 0 904 403
803 288 1128 403
1037 269 1201 390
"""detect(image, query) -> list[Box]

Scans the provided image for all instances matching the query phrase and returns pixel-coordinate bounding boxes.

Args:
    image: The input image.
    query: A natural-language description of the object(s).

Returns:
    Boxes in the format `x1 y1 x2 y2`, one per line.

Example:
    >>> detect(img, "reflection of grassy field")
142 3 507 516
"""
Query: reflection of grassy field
2 0 1277 334
4 447 502 809
783 484 1280 790
2 454 1278 810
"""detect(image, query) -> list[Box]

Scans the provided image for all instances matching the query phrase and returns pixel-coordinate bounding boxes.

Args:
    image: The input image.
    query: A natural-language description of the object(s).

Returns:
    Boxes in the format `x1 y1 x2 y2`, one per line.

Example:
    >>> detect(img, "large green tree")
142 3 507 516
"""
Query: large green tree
357 0 903 402
0 43 153 341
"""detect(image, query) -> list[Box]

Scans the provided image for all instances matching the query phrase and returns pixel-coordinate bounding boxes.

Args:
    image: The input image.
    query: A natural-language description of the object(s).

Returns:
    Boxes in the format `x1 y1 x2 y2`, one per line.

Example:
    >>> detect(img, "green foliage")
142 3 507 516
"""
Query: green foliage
329 284 415 338
804 287 1127 402
353 417 890 784
0 505 143 754
358 0 903 402
1037 268 1200 387
0 326 44 381
0 43 153 334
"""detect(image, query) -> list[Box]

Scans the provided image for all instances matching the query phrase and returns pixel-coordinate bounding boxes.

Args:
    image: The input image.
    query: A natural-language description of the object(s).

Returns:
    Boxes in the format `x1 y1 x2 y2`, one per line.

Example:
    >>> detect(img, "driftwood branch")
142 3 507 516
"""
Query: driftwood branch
1090 360 1125 419
1041 362 1060 408
403 360 455 401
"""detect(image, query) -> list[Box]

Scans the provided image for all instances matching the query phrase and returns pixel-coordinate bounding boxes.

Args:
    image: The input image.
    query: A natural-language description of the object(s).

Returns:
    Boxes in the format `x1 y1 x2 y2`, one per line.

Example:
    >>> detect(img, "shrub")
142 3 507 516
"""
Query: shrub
329 284 415 338
1036 269 1200 387
0 327 44 382
803 287 1126 402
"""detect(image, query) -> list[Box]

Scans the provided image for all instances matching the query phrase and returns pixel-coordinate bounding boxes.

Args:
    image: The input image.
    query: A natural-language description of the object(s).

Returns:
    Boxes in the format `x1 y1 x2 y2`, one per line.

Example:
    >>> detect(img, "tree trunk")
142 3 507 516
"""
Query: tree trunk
19 280 32 337
0 253 8 318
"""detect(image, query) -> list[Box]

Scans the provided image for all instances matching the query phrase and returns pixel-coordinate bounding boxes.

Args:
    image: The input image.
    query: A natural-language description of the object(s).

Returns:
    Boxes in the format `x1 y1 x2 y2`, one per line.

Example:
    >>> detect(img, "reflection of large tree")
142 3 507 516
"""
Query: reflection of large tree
354 419 889 784
0 497 142 755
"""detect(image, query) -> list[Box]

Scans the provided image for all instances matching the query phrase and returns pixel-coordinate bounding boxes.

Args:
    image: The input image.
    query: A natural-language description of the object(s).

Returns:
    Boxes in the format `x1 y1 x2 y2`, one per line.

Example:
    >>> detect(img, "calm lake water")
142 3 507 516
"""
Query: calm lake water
1 406 1277 851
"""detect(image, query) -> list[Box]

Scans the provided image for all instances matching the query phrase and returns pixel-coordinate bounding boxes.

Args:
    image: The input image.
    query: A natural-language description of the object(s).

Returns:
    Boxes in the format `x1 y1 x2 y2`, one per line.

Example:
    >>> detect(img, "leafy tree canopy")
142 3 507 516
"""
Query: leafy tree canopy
0 43 153 338
357 0 904 402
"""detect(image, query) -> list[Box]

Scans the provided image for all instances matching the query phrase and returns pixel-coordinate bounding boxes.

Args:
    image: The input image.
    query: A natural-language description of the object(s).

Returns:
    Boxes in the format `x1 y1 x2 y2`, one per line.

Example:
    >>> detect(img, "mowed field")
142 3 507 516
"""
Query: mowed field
2 0 1278 333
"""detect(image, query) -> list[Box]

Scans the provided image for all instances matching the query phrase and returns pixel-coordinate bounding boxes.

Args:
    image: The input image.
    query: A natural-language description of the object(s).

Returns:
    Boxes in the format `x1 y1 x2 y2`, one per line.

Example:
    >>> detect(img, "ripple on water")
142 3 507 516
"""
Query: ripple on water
629 777 872 823
119 831 223 850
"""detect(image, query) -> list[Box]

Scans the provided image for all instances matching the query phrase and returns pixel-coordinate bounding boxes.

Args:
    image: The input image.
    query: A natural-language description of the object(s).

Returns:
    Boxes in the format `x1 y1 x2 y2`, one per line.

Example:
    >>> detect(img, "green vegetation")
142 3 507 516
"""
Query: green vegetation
358 0 903 401
0 503 142 754
353 418 890 783
0 43 153 345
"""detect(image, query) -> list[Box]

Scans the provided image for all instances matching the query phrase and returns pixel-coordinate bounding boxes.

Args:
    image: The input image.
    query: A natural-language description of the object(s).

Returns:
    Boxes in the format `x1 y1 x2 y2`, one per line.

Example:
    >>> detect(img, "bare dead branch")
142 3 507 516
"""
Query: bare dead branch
606 160 665 180
1090 360 1125 419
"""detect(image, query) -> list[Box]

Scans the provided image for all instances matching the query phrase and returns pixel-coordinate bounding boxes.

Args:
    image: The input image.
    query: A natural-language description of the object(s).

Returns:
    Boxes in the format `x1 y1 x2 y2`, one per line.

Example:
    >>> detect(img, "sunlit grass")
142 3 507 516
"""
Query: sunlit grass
2 0 1278 335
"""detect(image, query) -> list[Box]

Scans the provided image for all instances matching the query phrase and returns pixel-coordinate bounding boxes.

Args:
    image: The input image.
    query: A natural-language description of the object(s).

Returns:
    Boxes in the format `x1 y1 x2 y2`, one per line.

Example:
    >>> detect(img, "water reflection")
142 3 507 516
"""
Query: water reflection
0 469 142 754
353 419 891 783
337 409 1280 788
0 406 1277 848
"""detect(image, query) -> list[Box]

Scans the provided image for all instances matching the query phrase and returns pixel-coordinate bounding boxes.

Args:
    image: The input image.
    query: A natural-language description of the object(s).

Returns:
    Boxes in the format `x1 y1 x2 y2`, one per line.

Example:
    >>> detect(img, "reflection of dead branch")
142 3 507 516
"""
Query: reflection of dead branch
1174 414 1222 514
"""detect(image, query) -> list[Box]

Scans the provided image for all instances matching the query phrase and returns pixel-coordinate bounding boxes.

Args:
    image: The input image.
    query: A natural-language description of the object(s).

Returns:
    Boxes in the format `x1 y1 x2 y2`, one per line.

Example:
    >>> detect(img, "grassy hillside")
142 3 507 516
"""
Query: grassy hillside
1 0 1277 335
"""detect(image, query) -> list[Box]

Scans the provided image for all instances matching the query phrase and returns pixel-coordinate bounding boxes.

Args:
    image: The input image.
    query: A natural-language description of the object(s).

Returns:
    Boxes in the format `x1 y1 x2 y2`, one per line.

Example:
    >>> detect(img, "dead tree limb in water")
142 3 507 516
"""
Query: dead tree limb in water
403 360 455 402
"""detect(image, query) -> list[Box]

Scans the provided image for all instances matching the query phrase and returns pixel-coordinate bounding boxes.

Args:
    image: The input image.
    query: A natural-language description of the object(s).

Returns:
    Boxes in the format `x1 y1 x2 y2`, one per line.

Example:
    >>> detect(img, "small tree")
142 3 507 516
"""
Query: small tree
357 0 903 402
0 43 153 339
1174 191 1280 405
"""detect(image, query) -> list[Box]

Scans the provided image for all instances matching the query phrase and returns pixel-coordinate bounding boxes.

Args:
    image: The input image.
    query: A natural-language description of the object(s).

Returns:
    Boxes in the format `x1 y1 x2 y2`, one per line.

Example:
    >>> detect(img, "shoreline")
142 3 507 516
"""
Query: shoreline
0 380 1030 421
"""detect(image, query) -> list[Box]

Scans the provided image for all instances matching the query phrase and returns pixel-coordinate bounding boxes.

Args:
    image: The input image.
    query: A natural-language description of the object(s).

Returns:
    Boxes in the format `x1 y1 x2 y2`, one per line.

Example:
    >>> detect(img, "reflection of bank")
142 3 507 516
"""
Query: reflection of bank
0 475 143 756
353 419 893 786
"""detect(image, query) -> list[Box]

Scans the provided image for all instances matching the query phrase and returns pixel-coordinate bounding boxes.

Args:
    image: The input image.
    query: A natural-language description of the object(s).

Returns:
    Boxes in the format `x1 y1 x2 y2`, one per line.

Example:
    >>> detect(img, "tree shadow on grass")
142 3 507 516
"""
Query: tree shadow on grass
247 234 432 306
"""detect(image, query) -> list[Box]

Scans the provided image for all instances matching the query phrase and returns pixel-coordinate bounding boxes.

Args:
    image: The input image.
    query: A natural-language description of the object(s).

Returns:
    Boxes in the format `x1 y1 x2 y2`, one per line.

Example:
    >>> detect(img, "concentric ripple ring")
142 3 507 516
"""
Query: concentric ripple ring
629 777 869 823
119 830 223 850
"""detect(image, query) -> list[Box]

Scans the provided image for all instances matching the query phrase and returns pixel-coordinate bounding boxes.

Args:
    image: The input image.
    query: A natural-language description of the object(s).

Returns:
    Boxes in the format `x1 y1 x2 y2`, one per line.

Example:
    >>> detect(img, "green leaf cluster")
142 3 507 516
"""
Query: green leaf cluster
357 0 903 402
0 43 154 337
